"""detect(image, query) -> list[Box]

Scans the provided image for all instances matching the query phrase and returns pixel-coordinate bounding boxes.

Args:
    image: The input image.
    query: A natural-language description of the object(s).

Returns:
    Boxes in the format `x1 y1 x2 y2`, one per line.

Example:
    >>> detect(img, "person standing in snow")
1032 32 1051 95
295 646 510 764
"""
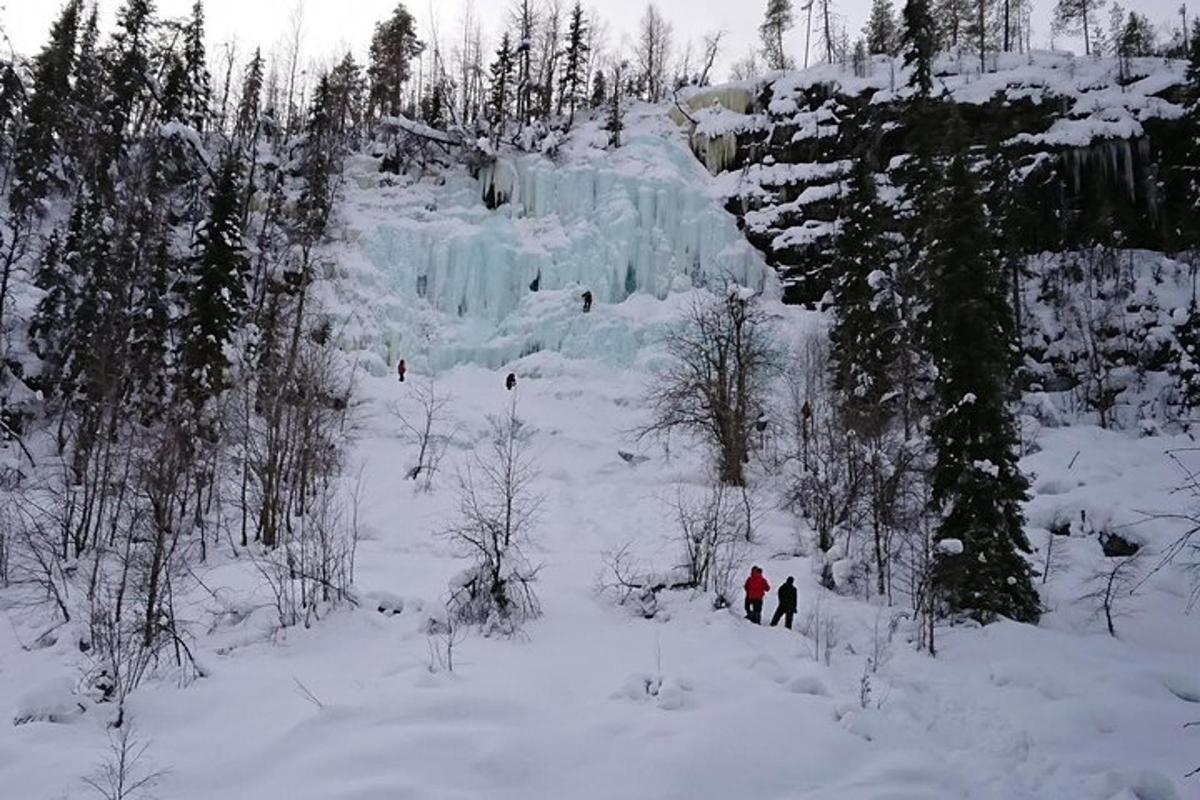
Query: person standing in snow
744 566 770 624
505 372 517 391
769 576 797 629
582 290 593 313
397 359 407 383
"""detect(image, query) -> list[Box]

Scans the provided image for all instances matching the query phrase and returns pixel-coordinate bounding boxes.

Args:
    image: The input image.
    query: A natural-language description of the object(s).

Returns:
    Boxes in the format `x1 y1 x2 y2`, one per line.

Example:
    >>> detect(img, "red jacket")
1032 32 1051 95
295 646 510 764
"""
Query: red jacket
744 573 770 601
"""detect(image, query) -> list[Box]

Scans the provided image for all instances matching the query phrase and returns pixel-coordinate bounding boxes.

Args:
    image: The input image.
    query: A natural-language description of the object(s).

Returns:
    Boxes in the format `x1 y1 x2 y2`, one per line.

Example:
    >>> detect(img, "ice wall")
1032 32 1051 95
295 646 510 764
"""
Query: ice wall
354 125 772 371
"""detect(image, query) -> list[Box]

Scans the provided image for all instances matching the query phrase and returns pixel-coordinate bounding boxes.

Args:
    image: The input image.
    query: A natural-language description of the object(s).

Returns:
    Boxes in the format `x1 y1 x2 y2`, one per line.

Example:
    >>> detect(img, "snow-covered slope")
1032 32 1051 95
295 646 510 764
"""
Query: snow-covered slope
4 352 1198 799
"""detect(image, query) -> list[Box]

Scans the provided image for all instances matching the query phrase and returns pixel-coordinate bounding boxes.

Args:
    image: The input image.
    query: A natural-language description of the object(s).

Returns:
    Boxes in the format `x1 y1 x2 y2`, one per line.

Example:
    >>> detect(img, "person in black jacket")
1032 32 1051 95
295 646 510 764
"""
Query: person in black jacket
770 576 797 629
582 290 593 313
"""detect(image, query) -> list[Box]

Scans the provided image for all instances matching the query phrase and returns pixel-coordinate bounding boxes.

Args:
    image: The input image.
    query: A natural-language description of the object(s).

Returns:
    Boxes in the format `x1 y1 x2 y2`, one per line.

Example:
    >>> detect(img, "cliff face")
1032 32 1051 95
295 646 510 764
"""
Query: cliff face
680 53 1190 306
675 54 1196 430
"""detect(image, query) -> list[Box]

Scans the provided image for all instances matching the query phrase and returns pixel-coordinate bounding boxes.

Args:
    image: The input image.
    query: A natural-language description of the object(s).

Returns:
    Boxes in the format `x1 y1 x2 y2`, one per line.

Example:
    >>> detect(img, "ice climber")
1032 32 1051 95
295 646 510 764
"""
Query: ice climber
506 372 517 391
582 290 593 313
744 566 769 624
397 359 407 383
769 576 797 629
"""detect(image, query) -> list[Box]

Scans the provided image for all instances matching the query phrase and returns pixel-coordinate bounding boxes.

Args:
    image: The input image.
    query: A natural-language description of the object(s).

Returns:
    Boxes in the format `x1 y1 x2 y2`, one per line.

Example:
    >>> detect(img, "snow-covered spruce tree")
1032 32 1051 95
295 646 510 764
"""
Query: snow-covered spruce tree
927 140 1040 625
557 1 589 121
637 291 781 488
902 0 936 97
178 156 248 422
444 399 542 632
180 0 210 132
830 151 901 434
9 0 80 216
368 2 425 119
829 150 917 596
893 0 940 438
100 0 156 166
589 68 607 110
864 0 900 55
63 3 104 187
760 0 795 71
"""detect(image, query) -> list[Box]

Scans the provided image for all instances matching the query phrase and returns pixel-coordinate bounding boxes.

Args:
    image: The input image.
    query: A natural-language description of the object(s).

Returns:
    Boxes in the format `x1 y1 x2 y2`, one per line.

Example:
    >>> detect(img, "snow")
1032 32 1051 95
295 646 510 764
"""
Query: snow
936 538 965 556
5 359 1198 798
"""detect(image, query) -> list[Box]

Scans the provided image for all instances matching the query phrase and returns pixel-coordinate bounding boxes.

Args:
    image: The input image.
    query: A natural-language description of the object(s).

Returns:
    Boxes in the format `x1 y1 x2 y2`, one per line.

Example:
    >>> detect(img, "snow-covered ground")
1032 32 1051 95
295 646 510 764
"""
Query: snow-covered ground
3 86 1200 800
3 344 1199 799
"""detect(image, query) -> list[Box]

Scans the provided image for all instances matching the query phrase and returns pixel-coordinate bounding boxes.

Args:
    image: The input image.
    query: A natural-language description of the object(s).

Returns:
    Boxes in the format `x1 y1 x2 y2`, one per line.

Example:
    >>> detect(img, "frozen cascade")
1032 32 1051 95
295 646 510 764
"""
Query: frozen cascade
355 128 772 371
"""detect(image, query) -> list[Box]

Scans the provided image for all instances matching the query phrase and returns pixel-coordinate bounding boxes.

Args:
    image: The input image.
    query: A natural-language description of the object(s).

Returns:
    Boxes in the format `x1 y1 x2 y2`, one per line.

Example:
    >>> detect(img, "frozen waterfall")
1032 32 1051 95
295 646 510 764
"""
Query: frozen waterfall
353 126 773 371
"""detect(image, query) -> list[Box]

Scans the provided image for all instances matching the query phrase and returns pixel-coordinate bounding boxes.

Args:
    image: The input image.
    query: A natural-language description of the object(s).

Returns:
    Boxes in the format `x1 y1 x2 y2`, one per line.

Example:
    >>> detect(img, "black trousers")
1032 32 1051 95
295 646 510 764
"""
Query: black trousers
745 598 763 624
770 606 795 629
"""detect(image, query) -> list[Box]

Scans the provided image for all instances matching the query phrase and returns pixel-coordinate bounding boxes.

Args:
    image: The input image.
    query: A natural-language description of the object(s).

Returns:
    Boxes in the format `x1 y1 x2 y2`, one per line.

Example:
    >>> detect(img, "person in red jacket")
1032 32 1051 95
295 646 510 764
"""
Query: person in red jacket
744 566 769 624
397 359 407 383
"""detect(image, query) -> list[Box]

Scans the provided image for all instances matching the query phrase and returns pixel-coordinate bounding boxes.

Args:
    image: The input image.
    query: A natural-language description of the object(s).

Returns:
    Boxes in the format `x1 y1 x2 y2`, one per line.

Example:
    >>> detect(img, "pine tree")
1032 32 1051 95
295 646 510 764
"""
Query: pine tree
829 152 901 434
557 2 589 119
235 48 265 141
34 193 114 404
159 53 189 124
606 63 625 148
10 0 80 214
65 2 104 187
967 0 995 71
902 0 937 96
99 0 157 175
760 0 795 70
368 3 425 118
1053 0 1104 56
296 75 338 246
179 157 248 413
328 53 366 139
590 69 608 109
932 0 973 51
865 0 900 55
181 0 211 131
28 228 72 397
490 33 516 129
1117 12 1156 58
927 141 1040 625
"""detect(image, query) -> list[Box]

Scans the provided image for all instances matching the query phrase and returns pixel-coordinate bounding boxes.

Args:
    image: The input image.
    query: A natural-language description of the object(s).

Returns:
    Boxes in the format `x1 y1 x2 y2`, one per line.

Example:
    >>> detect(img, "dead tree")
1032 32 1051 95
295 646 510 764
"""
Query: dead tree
390 378 454 492
636 290 781 487
1079 552 1141 637
442 398 542 632
673 481 749 601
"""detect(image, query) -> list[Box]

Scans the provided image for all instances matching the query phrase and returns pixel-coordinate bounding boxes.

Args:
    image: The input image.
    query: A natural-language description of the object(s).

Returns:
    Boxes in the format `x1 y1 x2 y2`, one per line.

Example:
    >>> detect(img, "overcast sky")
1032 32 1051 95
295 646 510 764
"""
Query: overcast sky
2 0 1190 80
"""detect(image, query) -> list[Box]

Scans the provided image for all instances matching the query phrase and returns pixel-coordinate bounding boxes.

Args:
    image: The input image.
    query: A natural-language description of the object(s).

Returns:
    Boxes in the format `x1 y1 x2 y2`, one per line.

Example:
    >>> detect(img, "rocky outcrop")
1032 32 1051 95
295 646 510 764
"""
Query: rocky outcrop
680 53 1190 306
